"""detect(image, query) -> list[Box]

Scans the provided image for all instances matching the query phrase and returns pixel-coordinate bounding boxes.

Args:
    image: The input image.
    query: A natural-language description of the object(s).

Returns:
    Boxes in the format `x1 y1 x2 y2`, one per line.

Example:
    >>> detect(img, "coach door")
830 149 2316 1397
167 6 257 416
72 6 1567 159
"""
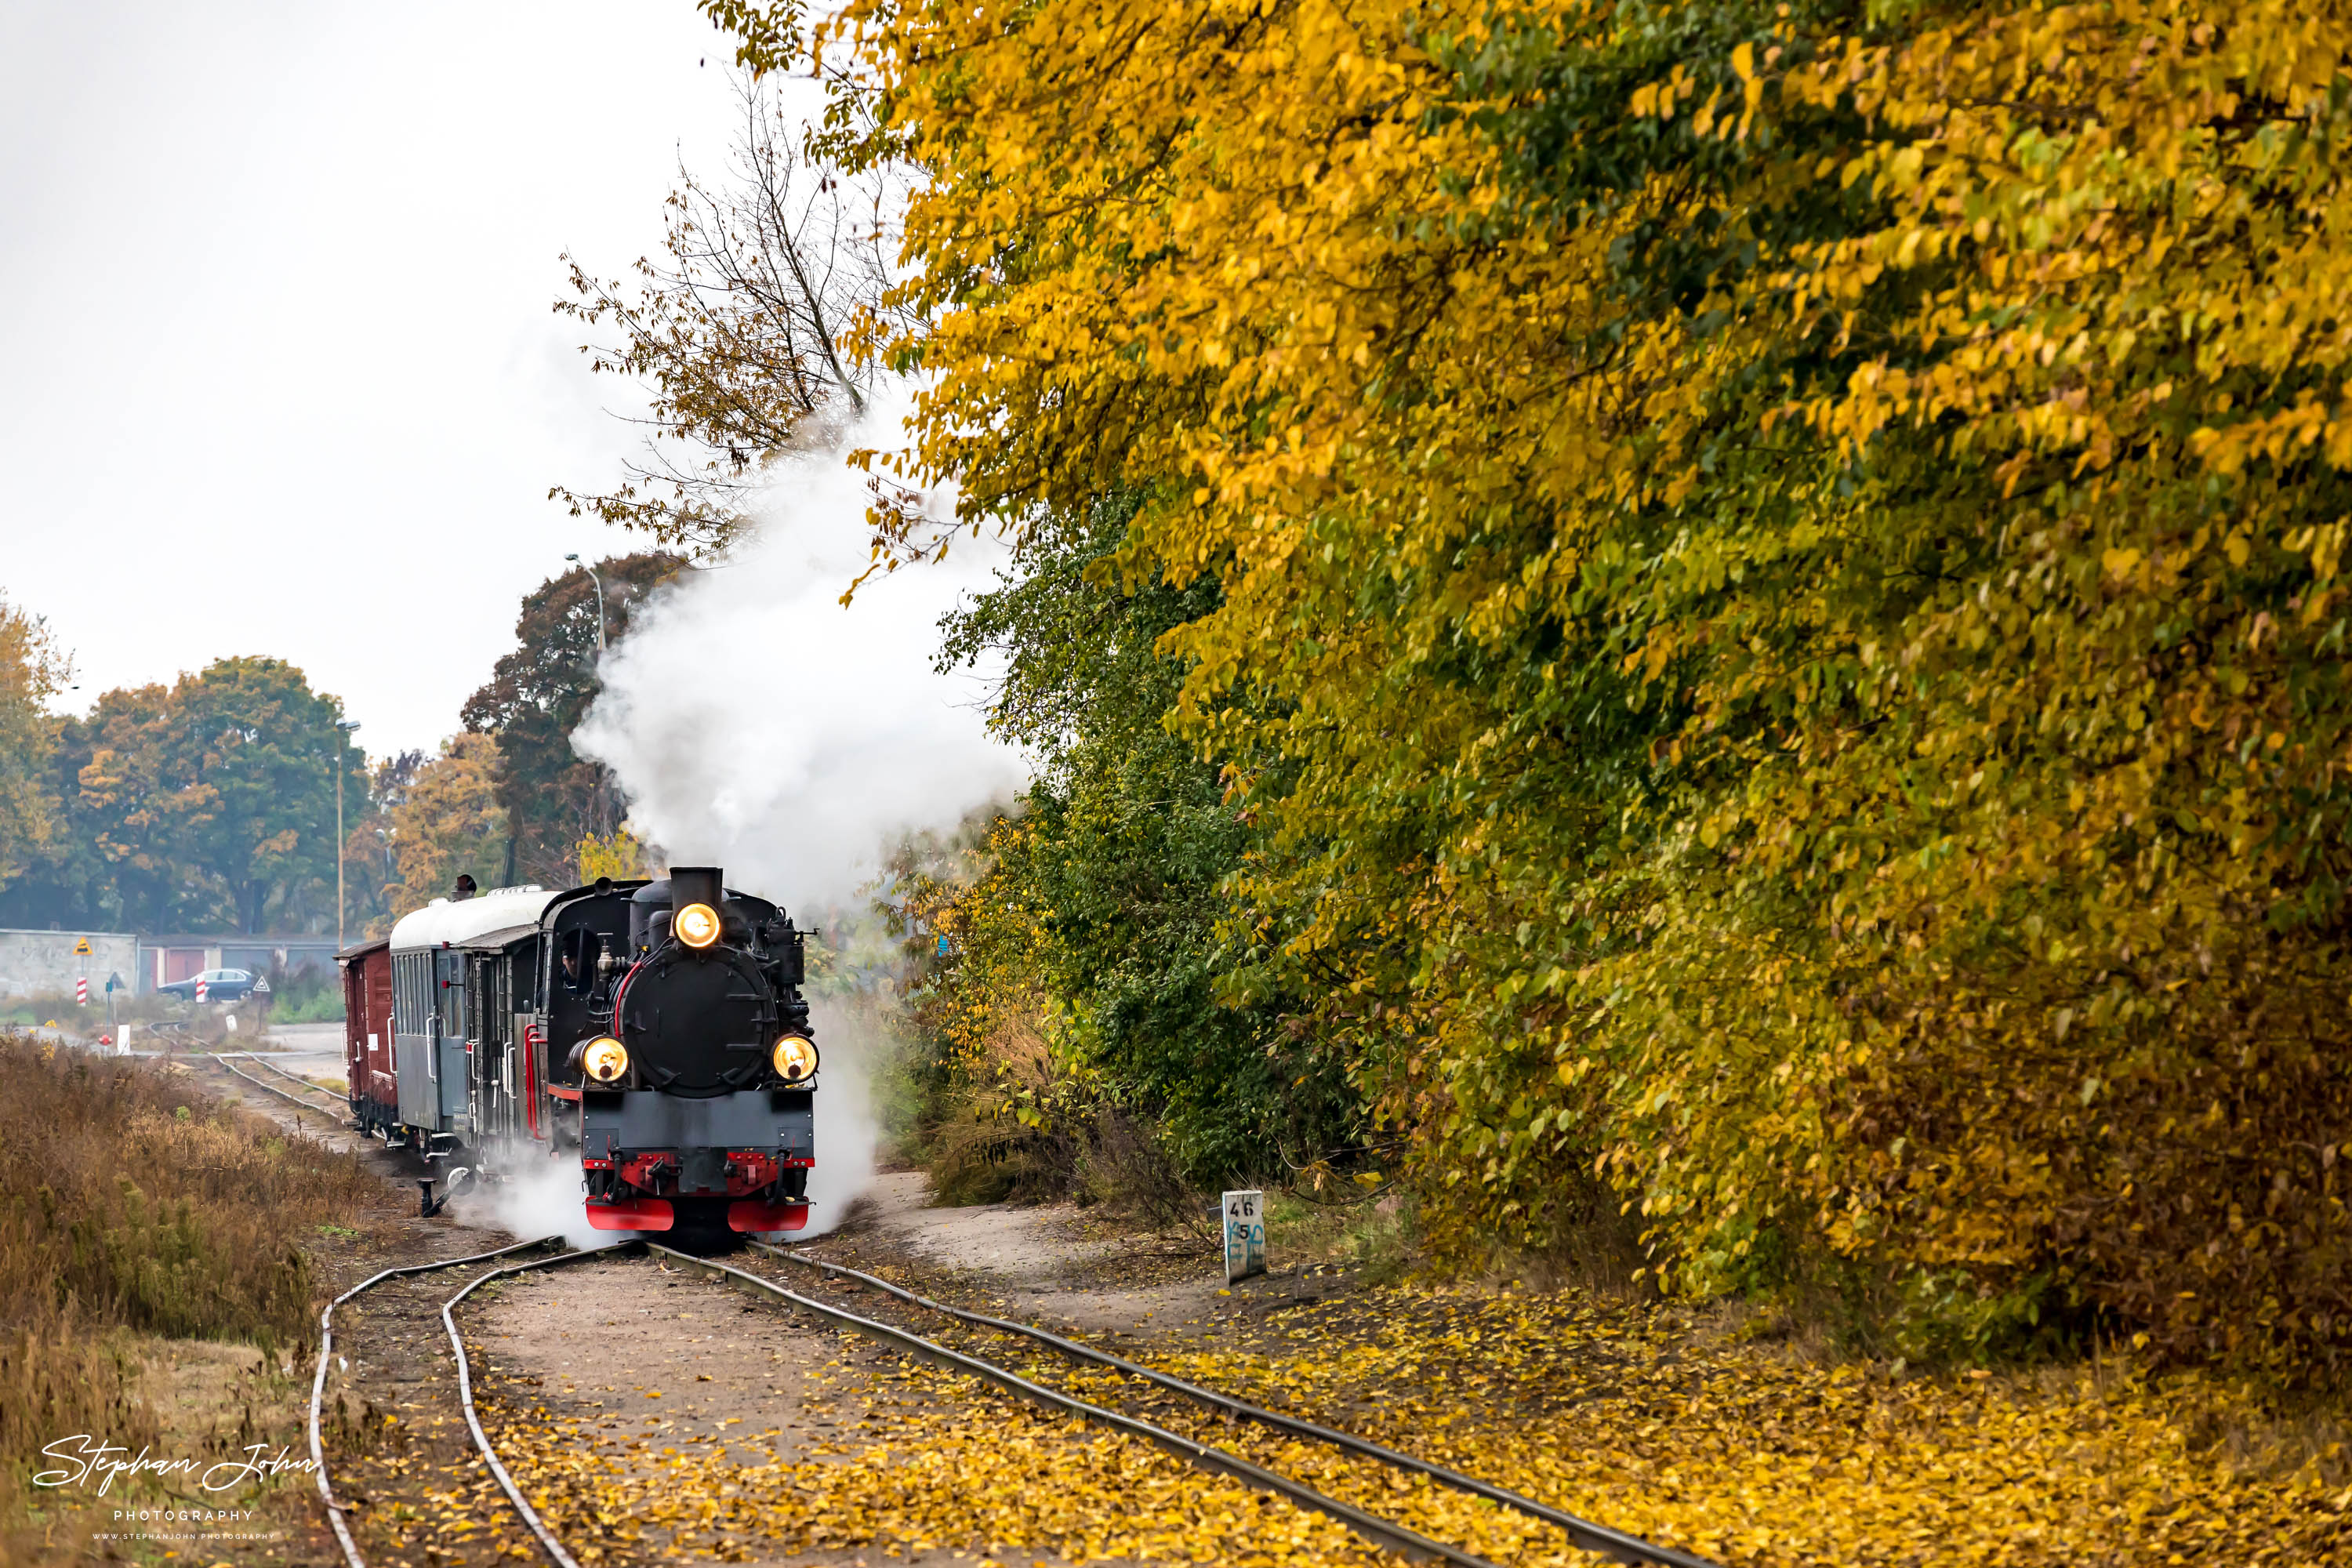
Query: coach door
434 946 469 1131
392 950 437 1129
470 950 514 1144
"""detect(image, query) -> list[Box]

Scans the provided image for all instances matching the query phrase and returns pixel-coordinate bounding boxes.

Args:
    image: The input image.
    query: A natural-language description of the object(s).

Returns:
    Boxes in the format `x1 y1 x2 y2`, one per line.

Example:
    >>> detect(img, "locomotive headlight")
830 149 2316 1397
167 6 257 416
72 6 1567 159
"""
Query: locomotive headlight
674 901 722 949
771 1034 819 1083
582 1036 630 1083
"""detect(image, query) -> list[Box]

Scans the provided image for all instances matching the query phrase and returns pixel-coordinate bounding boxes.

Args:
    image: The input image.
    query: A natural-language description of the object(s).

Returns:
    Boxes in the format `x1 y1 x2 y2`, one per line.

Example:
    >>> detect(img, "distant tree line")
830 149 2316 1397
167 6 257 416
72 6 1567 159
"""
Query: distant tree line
0 552 676 938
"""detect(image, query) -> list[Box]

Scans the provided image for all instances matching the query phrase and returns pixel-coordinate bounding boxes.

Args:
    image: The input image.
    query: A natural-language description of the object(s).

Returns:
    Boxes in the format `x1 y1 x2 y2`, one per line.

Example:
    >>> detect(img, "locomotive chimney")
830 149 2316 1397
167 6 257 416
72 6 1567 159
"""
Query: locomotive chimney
669 866 724 912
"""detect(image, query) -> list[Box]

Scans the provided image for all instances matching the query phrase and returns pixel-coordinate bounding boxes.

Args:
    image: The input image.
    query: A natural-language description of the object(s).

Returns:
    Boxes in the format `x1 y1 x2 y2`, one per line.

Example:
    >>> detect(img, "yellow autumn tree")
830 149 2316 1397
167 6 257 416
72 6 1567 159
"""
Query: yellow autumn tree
385 732 508 920
0 591 64 886
702 0 2352 1376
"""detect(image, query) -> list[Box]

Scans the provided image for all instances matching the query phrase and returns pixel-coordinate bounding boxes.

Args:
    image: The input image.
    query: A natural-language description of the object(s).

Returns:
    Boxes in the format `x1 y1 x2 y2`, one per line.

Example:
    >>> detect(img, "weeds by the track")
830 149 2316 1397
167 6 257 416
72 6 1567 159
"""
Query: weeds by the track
0 1030 381 1519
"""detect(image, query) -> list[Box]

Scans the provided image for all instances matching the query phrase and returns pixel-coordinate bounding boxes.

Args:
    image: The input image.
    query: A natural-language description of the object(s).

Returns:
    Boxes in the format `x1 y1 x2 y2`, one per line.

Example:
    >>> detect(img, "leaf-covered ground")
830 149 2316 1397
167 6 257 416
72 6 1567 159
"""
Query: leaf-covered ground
473 1249 2350 1567
480 1346 1386 1565
1027 1286 2352 1568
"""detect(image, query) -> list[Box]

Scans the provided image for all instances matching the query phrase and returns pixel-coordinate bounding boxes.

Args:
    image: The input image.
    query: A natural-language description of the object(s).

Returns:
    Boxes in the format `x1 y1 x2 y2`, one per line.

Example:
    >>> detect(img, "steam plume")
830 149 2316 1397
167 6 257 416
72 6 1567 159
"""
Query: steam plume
573 392 1023 1232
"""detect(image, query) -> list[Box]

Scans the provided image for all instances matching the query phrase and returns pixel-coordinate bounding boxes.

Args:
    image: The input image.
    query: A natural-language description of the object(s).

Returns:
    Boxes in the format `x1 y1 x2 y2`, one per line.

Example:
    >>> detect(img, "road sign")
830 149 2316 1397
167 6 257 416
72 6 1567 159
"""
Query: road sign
72 936 90 956
1223 1189 1266 1283
195 977 209 1004
75 977 88 1005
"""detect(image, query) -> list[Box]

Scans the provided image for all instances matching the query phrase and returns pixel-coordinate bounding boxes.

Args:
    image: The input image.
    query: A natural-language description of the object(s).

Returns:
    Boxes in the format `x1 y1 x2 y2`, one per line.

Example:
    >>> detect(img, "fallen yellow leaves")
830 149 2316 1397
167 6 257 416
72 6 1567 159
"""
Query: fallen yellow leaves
1014 1286 2351 1567
479 1340 1390 1566
468 1272 2350 1566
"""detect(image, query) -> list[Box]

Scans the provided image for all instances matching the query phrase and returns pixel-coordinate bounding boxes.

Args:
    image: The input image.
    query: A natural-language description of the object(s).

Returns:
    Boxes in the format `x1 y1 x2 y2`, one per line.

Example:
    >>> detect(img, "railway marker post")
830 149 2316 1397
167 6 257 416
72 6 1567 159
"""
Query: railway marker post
1223 1189 1266 1283
75 975 88 1006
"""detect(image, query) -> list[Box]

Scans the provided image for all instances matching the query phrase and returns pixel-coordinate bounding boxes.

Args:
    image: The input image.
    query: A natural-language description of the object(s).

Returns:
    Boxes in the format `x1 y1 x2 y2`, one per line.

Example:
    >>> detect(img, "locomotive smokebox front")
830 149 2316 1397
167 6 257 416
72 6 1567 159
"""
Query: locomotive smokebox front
583 862 816 1240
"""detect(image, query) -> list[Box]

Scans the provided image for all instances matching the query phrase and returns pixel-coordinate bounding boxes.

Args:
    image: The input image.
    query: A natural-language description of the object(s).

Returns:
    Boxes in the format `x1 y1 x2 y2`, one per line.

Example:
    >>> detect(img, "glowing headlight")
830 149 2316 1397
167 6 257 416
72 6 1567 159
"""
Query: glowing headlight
582 1036 630 1083
771 1034 819 1083
674 901 722 949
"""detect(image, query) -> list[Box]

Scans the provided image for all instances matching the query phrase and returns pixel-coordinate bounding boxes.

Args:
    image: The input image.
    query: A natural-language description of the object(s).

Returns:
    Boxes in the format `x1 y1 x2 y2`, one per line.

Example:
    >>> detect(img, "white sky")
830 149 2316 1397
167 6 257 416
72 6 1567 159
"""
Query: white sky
0 2 773 758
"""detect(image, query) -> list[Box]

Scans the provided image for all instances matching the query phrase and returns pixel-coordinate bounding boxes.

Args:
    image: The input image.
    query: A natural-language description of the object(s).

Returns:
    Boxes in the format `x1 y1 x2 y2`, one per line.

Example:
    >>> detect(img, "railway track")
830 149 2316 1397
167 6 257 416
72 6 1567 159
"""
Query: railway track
310 1232 1709 1568
310 1236 619 1568
213 1050 350 1125
734 1240 1723 1568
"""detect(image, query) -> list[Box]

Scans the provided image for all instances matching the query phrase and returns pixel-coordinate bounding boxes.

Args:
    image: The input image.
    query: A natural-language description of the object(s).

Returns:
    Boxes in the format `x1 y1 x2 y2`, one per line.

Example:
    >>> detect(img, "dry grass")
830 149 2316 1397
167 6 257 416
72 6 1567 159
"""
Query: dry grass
0 1030 381 1509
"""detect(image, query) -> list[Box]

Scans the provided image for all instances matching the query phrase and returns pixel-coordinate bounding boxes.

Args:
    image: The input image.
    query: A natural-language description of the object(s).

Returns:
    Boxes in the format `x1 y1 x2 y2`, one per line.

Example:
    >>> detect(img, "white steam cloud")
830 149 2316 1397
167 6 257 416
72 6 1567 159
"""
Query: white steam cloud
572 390 1023 1235
575 393 1025 912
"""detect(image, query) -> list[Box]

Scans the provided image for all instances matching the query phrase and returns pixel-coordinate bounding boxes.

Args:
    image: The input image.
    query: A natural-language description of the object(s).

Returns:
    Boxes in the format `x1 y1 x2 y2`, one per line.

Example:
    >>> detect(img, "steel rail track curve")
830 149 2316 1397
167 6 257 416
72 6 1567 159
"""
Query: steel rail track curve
750 1241 1720 1568
649 1241 1499 1568
214 1051 350 1124
441 1243 641 1568
234 1049 348 1101
310 1237 564 1568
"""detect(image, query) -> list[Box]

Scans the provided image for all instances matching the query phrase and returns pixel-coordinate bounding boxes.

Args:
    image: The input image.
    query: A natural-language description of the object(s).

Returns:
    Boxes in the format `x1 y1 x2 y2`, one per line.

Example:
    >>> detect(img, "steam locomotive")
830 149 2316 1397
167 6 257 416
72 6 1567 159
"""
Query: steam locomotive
338 866 818 1238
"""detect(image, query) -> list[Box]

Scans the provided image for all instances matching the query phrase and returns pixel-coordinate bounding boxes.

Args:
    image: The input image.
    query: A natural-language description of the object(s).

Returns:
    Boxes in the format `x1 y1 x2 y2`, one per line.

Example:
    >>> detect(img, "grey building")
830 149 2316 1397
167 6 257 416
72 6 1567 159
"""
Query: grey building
0 928 142 1000
0 929 343 998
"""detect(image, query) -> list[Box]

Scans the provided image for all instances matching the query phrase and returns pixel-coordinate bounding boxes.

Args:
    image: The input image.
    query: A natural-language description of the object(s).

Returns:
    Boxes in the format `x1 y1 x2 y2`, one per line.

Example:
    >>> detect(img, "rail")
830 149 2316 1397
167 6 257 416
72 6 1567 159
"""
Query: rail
442 1244 636 1567
650 1242 1498 1568
752 1240 1722 1568
214 1051 348 1124
310 1237 564 1568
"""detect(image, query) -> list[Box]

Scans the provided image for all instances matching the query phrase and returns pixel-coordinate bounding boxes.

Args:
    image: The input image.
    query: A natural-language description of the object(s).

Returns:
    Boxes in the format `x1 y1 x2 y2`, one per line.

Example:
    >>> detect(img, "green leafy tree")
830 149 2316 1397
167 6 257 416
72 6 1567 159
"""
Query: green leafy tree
931 501 1356 1184
166 658 360 933
16 659 365 934
461 553 681 887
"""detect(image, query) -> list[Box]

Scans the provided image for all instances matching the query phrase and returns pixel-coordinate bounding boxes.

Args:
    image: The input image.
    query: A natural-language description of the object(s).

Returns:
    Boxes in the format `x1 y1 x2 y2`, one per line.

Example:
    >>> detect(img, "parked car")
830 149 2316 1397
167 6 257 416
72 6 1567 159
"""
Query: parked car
157 967 258 1003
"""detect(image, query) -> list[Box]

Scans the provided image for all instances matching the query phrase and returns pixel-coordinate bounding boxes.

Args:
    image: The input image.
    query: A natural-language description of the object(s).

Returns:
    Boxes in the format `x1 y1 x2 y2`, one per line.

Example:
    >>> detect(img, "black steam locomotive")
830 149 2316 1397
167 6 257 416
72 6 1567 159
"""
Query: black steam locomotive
339 866 819 1239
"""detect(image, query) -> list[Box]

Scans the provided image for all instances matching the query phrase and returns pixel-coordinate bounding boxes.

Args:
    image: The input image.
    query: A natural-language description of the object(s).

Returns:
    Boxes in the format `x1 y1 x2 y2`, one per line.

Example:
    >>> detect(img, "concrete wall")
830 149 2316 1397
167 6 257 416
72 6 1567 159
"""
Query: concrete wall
0 929 142 1001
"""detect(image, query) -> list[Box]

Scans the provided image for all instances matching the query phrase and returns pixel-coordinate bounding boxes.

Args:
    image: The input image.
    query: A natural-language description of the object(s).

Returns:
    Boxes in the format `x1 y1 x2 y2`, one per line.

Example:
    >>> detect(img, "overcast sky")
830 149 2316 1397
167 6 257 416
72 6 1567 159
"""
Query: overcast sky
0 2 772 758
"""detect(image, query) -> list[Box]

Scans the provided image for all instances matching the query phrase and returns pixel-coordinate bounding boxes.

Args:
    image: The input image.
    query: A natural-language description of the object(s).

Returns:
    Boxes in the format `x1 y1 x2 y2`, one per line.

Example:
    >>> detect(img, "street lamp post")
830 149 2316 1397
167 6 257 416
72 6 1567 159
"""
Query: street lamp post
565 553 615 838
336 720 361 949
564 553 608 652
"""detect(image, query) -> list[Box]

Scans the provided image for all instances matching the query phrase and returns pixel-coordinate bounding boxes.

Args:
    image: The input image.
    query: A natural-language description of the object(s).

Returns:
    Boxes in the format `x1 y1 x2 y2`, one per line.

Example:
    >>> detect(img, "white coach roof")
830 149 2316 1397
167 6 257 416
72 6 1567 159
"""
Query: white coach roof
388 885 561 953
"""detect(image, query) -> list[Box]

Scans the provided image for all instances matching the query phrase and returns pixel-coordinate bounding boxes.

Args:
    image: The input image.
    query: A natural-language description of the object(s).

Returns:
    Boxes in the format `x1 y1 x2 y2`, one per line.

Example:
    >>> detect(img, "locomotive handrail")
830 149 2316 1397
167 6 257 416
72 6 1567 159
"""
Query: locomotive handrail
751 1241 1722 1568
649 1242 1500 1568
310 1236 565 1568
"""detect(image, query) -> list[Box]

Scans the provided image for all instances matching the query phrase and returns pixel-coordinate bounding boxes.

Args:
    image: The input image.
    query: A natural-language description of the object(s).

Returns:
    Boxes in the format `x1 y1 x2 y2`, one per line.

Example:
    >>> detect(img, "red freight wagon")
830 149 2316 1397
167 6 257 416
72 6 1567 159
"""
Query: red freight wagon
338 938 398 1139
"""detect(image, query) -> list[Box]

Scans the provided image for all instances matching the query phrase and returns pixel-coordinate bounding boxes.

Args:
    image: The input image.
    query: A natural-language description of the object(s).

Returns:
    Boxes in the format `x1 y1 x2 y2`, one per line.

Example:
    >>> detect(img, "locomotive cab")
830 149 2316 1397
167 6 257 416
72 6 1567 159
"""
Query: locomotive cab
575 865 816 1240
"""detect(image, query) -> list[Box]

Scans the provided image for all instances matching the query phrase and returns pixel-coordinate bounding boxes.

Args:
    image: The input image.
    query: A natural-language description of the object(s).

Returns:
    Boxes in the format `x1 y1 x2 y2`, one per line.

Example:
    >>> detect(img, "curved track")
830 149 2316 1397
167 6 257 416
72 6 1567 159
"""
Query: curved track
214 1051 350 1125
311 1237 562 1568
743 1240 1722 1568
310 1232 1688 1568
655 1241 1499 1567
